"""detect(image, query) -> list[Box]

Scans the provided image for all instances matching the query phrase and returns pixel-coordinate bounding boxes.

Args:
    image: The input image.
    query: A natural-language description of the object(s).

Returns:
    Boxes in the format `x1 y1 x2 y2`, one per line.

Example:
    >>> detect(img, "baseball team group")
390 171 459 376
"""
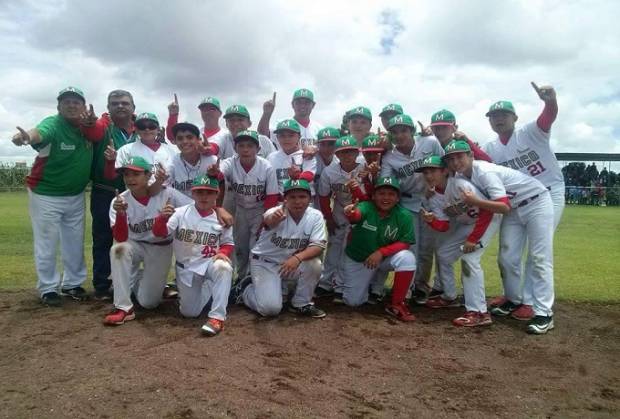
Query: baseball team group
11 81 563 336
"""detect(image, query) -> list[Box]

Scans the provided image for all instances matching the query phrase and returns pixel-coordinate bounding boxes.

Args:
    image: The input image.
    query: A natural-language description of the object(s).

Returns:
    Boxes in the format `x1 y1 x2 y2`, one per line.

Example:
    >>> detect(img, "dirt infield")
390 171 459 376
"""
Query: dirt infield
0 290 618 419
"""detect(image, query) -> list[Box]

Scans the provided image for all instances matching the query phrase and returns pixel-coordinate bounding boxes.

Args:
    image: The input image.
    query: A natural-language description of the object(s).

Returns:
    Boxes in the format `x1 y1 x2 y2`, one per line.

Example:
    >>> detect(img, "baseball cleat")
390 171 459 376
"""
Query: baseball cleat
425 297 460 309
314 286 334 298
93 288 113 302
201 318 224 336
511 304 535 321
41 292 62 307
428 289 444 300
367 292 384 305
103 308 135 326
526 316 554 335
385 303 416 322
489 300 520 316
488 295 508 307
452 311 492 327
332 292 344 305
61 286 88 301
289 304 327 318
229 275 253 305
411 289 429 305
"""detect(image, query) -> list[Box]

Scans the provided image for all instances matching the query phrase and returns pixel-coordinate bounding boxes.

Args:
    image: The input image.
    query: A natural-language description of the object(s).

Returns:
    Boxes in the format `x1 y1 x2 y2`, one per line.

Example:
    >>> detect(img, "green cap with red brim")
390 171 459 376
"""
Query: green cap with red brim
198 97 221 111
362 134 384 152
442 139 471 158
485 101 516 117
430 109 456 126
374 176 400 191
283 179 311 194
292 88 315 102
118 156 151 173
335 136 360 152
224 104 250 119
317 127 340 141
388 114 416 132
348 106 372 121
234 129 260 145
274 119 301 134
379 103 403 117
414 155 445 172
191 175 220 191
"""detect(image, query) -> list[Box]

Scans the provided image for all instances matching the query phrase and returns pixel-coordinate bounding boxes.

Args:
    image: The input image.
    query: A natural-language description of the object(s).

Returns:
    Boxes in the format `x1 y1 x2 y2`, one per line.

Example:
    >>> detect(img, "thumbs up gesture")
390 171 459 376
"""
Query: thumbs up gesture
531 81 556 102
161 197 175 218
113 189 128 213
12 126 31 146
263 92 276 116
345 171 360 191
168 93 180 115
104 137 116 161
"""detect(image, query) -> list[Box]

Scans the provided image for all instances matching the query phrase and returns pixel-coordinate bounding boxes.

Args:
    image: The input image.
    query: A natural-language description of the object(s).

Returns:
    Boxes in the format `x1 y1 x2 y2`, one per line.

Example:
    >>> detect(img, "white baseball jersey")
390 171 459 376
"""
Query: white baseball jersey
271 119 324 149
443 177 486 225
206 128 229 147
165 204 234 268
252 206 327 263
483 122 564 189
267 149 317 195
315 154 337 185
380 135 445 211
115 138 177 175
109 187 193 244
213 132 276 160
219 155 279 209
457 160 548 207
318 161 367 222
169 153 218 197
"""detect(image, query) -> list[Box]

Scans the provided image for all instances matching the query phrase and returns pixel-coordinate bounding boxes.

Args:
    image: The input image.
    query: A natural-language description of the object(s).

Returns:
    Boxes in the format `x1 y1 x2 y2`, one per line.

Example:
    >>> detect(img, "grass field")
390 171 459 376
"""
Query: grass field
1 191 619 302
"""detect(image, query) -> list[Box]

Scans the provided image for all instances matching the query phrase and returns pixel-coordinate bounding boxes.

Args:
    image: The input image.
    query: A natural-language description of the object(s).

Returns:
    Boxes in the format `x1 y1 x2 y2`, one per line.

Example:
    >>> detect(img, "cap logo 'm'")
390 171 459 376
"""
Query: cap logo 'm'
384 178 392 184
493 103 503 110
436 114 444 120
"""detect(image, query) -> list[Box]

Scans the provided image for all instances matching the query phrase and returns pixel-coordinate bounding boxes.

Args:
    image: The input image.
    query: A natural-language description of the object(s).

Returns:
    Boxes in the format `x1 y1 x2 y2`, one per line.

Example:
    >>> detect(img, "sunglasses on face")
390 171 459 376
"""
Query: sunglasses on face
136 123 159 130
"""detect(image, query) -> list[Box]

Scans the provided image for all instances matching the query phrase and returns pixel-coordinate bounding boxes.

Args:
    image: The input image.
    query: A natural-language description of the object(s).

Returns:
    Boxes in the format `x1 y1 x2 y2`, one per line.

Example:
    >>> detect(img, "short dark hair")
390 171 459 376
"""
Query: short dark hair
107 90 134 105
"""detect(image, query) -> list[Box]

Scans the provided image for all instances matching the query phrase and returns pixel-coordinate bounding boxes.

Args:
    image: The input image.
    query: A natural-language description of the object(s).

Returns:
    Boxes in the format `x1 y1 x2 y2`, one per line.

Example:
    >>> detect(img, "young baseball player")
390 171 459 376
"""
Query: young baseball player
313 127 340 208
235 179 327 318
258 89 324 149
218 130 279 280
267 119 317 197
416 155 502 326
316 136 369 296
428 109 492 161
379 103 404 131
443 140 556 334
168 122 219 197
103 156 192 326
152 175 234 336
483 83 564 321
359 134 384 193
166 94 229 147
380 114 444 304
338 177 416 321
347 106 373 146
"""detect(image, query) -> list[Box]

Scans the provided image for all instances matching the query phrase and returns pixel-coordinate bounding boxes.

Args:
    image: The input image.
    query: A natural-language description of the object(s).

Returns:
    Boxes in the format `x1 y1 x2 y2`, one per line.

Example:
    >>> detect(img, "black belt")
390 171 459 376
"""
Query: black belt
401 192 413 198
252 254 277 264
517 194 540 208
136 239 173 246
92 183 118 193
176 261 185 269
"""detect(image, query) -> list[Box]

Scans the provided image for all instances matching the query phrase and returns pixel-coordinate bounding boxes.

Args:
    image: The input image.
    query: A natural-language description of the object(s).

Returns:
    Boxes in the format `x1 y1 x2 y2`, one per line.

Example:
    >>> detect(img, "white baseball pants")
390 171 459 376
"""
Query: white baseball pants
28 190 87 296
243 256 322 316
339 250 416 307
234 206 264 280
110 240 172 311
498 192 555 317
175 259 233 321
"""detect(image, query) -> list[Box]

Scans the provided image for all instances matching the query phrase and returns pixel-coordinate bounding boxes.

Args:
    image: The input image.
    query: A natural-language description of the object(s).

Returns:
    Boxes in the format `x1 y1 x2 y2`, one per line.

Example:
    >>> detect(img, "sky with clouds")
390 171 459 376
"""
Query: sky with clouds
1 0 619 168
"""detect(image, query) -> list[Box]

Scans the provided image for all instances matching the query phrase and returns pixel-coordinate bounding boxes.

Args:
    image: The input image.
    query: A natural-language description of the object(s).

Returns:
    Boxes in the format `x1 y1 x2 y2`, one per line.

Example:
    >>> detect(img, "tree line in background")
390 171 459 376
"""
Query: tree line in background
1 162 619 205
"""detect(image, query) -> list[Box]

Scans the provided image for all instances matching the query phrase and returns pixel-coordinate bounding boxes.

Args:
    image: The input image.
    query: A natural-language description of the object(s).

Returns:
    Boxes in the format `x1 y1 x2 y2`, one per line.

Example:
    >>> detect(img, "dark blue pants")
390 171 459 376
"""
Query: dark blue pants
90 187 115 292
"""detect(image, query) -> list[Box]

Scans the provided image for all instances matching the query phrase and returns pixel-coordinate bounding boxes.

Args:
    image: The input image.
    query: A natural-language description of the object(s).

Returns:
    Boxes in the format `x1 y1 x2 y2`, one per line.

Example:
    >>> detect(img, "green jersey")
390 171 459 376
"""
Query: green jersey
91 117 138 190
27 115 93 196
345 201 415 262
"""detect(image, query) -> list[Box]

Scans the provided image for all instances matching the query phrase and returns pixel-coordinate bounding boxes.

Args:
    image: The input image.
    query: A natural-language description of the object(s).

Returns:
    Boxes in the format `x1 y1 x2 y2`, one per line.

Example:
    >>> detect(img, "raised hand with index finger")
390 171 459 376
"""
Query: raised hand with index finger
531 81 556 102
168 93 180 115
263 92 276 115
12 126 31 146
161 197 175 218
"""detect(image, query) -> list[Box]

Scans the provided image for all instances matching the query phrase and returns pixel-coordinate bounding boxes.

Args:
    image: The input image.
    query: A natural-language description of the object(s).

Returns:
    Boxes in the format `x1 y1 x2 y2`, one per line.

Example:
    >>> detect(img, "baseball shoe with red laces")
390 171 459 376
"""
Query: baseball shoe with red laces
452 311 492 327
201 318 224 336
103 308 135 326
426 297 460 309
385 303 416 322
511 304 534 321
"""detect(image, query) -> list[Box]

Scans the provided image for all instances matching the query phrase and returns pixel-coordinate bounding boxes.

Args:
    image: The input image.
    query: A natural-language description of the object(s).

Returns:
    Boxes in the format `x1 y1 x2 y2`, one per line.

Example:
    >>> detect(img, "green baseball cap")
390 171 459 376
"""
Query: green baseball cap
414 155 445 172
335 136 359 152
198 96 221 111
486 101 516 117
388 114 416 132
234 129 260 145
292 88 314 102
362 134 384 152
443 140 472 157
379 103 403 117
317 127 340 141
191 175 220 191
374 176 400 192
57 86 85 102
119 156 151 173
430 109 456 127
348 106 372 121
274 119 301 134
224 104 250 119
135 112 159 124
283 179 311 194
